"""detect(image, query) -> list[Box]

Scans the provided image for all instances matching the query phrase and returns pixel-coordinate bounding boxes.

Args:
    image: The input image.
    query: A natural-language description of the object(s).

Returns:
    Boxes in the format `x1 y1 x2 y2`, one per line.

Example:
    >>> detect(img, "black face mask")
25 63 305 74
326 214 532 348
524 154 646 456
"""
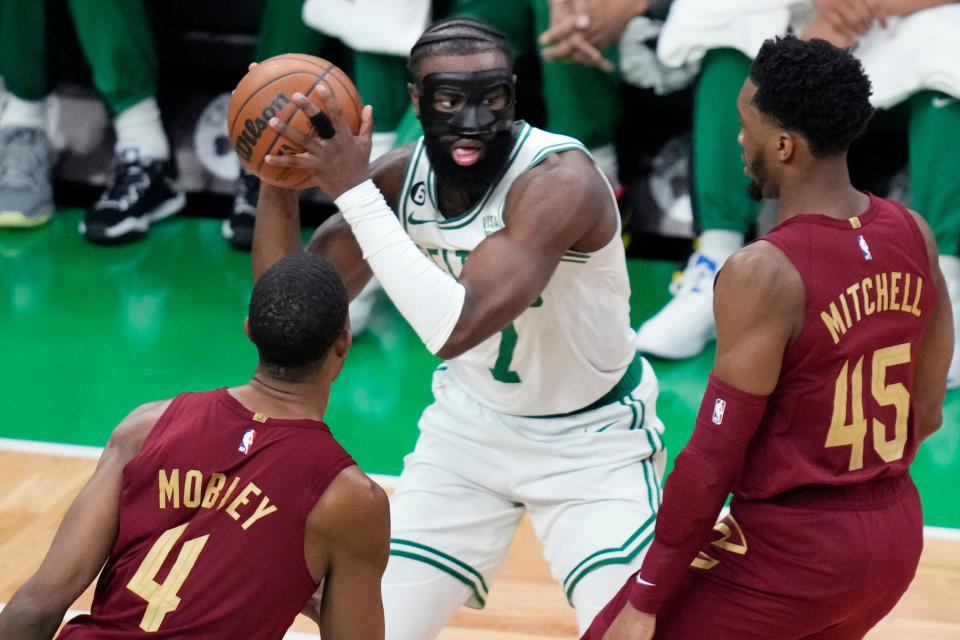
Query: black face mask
417 68 516 138
417 69 516 192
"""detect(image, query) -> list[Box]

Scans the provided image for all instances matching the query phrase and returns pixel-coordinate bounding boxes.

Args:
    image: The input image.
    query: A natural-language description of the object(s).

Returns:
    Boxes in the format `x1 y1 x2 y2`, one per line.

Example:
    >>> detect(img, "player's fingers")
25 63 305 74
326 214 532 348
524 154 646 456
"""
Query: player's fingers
291 92 321 117
541 38 578 62
823 9 859 41
313 84 351 136
269 116 323 152
540 16 579 45
263 151 313 168
837 3 869 34
291 90 336 140
848 0 875 31
359 105 374 141
569 34 614 72
865 0 888 27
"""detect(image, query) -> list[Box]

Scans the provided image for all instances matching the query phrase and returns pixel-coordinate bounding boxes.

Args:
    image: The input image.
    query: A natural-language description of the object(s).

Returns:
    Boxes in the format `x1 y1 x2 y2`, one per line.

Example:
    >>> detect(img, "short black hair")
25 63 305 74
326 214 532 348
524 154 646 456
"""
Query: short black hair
248 252 348 382
750 35 874 157
408 17 514 79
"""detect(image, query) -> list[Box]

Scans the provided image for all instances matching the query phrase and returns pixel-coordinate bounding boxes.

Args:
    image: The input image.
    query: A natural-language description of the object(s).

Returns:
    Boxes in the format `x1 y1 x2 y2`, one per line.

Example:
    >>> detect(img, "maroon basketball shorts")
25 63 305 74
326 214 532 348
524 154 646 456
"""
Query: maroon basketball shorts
584 474 922 640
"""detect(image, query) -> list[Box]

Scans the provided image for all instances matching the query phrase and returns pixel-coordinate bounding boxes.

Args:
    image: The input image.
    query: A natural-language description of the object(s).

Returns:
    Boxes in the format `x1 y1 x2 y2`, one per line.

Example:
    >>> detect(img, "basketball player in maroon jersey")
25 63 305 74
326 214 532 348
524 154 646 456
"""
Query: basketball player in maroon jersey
0 253 389 640
585 36 954 639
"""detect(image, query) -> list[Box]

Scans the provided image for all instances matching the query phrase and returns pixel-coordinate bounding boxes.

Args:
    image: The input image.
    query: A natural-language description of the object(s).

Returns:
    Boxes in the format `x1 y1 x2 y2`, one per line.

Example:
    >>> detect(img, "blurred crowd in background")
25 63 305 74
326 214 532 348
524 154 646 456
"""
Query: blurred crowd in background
1 0 958 383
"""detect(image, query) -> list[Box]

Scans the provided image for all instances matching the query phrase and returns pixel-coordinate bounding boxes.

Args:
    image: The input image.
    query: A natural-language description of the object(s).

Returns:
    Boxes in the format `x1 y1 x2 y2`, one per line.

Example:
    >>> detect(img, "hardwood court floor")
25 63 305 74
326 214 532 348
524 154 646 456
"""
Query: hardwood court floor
3 214 959 528
2 450 958 640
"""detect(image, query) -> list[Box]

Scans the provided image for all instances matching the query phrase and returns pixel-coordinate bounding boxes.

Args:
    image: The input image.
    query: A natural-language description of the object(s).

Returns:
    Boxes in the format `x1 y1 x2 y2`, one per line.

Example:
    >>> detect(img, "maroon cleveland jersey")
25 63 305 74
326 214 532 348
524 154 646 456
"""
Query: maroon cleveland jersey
58 388 355 639
735 194 935 500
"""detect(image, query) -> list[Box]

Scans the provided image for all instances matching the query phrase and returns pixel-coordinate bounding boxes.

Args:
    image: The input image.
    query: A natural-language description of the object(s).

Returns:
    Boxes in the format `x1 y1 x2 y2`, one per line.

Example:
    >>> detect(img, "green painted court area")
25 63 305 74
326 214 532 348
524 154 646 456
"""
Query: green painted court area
3 210 959 528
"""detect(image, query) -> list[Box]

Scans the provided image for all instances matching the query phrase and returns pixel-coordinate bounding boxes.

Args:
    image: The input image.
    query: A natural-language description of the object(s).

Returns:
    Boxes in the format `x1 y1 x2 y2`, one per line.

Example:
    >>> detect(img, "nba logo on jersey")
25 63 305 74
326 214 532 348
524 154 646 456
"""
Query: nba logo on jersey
712 399 726 425
857 234 873 261
238 428 257 454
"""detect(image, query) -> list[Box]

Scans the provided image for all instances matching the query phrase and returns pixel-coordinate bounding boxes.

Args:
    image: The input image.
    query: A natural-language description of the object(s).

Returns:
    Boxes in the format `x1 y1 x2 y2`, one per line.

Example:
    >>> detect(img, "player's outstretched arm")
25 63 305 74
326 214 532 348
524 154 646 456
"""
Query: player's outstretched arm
253 88 409 299
303 467 390 640
619 243 803 622
304 147 410 300
908 212 953 441
267 88 616 357
252 146 408 298
0 401 167 640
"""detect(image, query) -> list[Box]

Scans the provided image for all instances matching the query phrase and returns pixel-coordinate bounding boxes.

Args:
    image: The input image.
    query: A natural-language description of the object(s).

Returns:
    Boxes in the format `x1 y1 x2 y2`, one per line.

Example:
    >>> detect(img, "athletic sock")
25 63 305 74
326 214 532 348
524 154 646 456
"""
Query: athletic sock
590 142 620 191
0 94 45 129
698 229 744 265
113 96 170 160
371 131 397 162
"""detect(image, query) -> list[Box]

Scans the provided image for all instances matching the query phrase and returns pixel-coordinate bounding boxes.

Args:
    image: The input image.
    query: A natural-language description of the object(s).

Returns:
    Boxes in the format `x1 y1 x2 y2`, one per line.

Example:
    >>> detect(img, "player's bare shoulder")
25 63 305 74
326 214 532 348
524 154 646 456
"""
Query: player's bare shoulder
503 148 617 252
719 241 807 337
107 398 173 464
370 143 416 206
303 466 390 580
906 208 940 265
306 467 389 551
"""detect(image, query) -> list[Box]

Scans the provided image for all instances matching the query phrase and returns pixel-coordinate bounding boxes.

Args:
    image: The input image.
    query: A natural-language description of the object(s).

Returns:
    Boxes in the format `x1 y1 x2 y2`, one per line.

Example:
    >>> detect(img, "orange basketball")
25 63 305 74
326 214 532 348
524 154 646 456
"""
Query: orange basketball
228 54 362 189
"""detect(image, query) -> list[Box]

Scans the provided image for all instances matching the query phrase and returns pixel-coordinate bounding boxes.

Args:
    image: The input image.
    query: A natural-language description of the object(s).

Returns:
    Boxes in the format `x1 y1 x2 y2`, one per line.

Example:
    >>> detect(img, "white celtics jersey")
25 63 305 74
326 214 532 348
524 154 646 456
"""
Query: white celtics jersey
398 122 635 416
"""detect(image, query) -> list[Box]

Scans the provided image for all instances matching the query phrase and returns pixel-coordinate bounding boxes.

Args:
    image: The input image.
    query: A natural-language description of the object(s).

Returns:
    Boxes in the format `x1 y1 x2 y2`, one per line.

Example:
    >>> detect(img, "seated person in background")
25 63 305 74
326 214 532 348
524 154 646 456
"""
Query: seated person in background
0 252 389 640
634 0 960 382
0 0 184 244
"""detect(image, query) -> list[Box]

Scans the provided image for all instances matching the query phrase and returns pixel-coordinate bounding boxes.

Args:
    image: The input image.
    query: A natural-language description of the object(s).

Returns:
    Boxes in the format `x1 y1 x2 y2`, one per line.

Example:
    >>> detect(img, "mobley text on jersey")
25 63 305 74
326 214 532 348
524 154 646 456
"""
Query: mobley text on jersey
156 468 279 531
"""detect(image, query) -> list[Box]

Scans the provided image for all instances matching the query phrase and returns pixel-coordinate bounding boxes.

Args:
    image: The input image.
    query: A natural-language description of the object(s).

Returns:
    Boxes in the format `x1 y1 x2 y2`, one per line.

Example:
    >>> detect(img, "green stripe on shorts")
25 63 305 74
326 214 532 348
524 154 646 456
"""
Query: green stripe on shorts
561 516 656 602
389 549 487 608
390 538 490 601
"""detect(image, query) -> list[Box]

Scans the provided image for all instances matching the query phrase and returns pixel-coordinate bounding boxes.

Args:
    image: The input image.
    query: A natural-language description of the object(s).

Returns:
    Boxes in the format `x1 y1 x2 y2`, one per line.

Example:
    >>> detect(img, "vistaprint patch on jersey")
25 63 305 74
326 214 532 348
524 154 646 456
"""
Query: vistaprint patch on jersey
712 398 726 425
482 214 503 235
238 428 257 454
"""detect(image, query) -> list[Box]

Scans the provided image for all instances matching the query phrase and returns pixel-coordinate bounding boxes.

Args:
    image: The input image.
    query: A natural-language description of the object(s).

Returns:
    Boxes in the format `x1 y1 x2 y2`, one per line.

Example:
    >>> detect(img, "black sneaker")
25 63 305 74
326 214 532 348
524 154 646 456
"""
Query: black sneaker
80 148 186 245
222 170 260 251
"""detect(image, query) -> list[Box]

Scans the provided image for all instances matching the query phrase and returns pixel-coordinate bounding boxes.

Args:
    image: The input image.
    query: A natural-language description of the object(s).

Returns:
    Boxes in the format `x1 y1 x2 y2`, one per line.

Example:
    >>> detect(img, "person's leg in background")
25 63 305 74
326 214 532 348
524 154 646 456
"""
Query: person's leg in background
635 48 757 359
67 0 184 244
530 0 622 184
0 0 54 228
223 0 327 251
909 90 960 387
354 52 412 158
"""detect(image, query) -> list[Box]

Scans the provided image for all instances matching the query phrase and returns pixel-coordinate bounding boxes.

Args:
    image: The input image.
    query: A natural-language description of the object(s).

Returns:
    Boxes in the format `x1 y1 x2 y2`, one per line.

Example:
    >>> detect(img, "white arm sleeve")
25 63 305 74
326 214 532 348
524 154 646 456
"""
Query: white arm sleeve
335 180 466 355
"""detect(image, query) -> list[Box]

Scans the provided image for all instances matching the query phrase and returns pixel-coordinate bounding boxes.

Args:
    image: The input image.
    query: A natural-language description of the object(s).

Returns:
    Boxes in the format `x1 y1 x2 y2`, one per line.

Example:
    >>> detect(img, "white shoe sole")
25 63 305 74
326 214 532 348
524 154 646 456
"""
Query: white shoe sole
0 208 53 228
635 333 714 359
80 192 186 241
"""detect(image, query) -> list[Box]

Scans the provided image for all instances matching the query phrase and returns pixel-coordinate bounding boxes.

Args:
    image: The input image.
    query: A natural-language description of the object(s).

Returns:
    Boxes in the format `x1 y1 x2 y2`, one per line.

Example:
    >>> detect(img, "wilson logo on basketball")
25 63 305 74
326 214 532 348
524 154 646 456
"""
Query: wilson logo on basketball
234 93 292 162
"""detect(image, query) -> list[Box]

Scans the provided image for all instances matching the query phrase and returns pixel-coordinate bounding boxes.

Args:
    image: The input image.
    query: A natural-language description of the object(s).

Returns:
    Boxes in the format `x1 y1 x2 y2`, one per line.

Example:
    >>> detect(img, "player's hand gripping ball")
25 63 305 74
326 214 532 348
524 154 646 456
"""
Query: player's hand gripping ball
228 54 363 189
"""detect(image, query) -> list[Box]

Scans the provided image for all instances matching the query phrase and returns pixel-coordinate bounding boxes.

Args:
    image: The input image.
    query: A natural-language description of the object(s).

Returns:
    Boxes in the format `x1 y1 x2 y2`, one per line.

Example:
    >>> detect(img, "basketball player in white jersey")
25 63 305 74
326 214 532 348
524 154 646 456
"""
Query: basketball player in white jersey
253 18 666 638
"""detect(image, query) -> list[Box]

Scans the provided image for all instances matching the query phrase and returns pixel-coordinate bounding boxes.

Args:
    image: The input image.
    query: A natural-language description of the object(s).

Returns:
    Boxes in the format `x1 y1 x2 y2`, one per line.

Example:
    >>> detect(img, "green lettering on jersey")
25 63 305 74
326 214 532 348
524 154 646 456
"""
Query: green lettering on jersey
491 323 521 383
489 297 543 384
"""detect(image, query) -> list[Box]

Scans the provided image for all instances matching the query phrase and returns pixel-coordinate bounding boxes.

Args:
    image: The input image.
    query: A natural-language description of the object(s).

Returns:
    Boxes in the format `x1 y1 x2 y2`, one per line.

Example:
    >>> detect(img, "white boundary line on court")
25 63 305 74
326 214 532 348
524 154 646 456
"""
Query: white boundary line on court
1 437 955 536
0 438 400 488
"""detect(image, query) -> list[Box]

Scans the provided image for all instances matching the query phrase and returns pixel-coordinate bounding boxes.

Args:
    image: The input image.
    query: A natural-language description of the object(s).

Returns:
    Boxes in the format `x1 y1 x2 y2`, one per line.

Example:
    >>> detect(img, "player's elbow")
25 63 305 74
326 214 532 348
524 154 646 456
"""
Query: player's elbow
914 401 944 441
10 575 75 623
435 337 467 360
433 324 477 360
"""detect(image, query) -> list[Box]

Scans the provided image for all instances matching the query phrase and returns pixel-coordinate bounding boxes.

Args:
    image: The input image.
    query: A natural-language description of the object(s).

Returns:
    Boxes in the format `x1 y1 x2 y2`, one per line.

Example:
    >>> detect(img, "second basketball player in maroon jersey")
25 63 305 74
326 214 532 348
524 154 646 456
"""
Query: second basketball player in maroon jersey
586 37 954 639
0 253 389 640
